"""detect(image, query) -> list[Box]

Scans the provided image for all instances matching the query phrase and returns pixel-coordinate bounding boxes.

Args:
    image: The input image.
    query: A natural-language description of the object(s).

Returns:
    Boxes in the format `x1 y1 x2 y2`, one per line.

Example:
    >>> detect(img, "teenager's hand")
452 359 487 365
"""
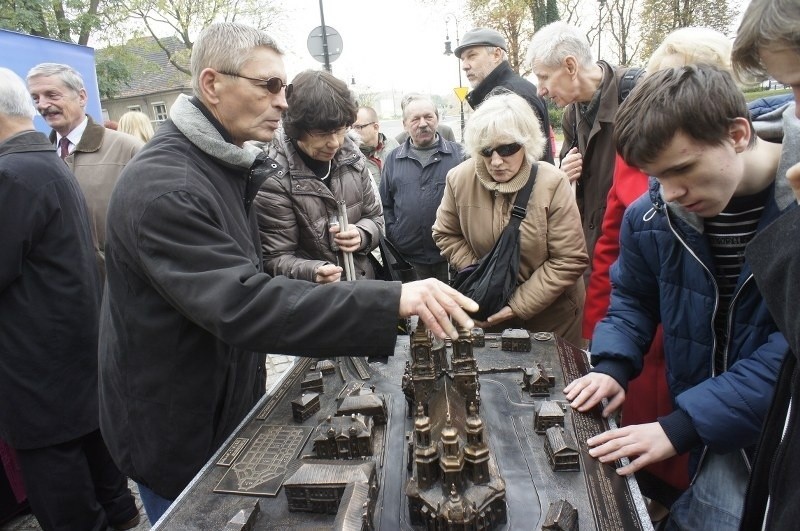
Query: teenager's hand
399 279 478 340
564 373 625 417
586 422 677 475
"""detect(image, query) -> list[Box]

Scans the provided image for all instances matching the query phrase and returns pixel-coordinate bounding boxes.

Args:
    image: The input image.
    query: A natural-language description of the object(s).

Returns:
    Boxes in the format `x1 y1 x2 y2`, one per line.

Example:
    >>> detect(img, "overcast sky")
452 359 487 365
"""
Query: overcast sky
270 0 749 98
278 0 468 97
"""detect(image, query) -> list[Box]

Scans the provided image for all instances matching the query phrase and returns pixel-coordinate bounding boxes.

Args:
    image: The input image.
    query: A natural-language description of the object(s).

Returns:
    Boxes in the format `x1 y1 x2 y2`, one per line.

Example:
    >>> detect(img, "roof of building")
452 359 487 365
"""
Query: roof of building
284 460 375 486
104 36 191 100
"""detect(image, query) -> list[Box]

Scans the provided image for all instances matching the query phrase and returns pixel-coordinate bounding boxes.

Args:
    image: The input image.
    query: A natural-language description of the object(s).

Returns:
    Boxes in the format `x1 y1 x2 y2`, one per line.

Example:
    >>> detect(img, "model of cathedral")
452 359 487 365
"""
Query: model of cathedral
405 323 507 529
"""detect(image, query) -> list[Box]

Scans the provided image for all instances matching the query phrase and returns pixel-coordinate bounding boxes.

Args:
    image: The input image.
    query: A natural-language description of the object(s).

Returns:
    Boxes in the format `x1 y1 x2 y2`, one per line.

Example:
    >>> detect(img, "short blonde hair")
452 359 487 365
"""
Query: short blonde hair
464 92 545 163
118 111 155 143
646 27 732 74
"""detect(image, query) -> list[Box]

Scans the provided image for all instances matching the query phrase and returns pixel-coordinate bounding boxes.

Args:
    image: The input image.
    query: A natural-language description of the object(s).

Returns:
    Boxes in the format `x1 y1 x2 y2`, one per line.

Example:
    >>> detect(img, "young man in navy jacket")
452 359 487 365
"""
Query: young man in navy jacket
564 64 796 530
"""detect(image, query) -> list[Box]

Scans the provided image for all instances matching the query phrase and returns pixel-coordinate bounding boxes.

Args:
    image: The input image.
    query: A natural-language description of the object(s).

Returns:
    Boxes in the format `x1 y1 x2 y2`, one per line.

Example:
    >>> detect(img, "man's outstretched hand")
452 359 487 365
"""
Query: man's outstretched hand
399 279 478 339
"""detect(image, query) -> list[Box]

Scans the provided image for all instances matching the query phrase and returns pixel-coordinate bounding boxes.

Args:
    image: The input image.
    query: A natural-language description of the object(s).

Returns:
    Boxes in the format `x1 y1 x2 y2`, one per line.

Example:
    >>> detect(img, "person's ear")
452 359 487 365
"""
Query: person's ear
197 68 225 105
564 56 579 76
729 117 752 152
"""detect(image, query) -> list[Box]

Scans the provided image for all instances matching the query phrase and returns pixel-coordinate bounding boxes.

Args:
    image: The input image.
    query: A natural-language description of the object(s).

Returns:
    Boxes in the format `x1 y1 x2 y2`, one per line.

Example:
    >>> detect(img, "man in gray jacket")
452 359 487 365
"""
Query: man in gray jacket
381 94 466 283
98 22 476 525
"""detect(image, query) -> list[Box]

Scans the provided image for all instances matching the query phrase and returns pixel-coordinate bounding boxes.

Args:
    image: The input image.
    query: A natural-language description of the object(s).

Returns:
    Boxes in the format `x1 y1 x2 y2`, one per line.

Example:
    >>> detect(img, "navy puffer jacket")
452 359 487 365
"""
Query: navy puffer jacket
591 177 791 475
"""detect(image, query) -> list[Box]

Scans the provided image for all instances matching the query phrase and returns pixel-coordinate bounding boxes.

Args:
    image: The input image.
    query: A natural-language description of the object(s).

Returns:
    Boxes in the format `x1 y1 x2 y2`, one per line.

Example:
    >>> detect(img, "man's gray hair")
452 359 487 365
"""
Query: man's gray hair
191 22 283 96
526 21 594 69
400 93 438 119
0 67 36 119
26 63 85 93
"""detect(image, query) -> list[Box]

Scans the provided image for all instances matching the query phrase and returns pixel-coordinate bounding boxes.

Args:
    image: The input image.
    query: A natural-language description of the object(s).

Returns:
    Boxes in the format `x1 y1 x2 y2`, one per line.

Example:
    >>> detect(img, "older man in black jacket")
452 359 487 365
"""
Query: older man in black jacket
0 67 139 531
456 27 553 164
98 22 477 525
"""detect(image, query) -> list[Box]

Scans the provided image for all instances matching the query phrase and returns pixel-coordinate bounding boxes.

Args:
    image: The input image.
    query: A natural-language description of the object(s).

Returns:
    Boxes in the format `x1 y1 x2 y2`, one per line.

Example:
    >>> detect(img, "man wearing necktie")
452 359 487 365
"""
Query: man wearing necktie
27 63 144 280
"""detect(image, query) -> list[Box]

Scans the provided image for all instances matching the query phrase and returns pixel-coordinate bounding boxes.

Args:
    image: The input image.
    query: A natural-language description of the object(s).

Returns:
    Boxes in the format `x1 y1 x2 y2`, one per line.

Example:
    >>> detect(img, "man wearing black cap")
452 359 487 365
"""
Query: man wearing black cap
456 27 553 164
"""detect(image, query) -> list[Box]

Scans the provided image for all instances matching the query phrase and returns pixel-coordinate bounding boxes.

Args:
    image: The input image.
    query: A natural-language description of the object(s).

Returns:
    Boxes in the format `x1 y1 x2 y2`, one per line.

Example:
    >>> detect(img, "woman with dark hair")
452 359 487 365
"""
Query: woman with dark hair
254 70 383 283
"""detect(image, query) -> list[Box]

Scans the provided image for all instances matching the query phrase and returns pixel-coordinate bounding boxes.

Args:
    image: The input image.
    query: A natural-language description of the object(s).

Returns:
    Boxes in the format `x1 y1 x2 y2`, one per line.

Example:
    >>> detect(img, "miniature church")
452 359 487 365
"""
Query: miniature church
404 323 507 530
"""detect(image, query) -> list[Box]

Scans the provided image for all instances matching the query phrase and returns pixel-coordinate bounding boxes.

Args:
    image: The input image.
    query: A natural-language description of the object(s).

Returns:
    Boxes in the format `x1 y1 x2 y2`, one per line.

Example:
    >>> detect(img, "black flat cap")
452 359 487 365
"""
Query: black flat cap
454 28 508 58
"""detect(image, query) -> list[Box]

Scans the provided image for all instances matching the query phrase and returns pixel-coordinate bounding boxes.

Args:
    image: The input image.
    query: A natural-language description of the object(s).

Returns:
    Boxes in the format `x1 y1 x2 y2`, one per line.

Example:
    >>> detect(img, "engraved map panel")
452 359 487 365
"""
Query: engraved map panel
214 425 313 497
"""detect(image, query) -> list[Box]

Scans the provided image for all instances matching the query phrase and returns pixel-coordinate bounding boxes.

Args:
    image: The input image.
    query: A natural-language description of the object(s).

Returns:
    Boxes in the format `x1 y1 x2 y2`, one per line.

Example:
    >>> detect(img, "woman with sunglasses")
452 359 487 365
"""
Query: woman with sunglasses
433 92 588 344
254 69 383 283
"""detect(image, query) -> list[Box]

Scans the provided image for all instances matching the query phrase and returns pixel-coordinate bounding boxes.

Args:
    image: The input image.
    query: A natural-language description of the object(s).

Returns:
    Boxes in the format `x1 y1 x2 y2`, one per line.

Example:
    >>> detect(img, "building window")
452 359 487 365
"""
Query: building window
127 105 142 113
153 102 168 122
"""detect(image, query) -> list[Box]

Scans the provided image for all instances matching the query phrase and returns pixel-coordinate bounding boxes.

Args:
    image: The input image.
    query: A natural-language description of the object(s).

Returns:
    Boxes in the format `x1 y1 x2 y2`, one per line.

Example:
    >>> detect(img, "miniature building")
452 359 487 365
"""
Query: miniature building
523 364 555 397
316 359 336 375
544 426 580 472
501 329 531 352
338 391 387 425
534 401 565 434
452 327 479 411
283 460 376 516
332 482 373 531
291 392 320 423
542 499 578 531
301 371 324 393
313 414 374 460
432 336 448 373
409 324 437 414
406 324 507 530
471 327 485 347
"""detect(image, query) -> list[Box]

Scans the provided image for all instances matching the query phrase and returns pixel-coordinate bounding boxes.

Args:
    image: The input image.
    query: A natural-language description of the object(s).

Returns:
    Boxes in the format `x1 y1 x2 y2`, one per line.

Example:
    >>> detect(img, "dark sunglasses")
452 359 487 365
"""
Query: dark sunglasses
218 71 291 96
480 142 523 158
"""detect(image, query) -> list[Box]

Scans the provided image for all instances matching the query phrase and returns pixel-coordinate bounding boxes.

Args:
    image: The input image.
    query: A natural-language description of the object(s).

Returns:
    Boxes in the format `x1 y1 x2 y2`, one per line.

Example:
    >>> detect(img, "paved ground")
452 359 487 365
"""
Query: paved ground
0 355 296 531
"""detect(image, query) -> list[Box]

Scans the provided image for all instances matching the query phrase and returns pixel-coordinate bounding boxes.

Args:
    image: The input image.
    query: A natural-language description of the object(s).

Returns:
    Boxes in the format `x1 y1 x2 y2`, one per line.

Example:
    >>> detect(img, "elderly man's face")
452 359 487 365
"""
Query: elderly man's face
461 46 503 88
532 59 580 108
214 47 288 146
403 100 439 148
28 75 87 136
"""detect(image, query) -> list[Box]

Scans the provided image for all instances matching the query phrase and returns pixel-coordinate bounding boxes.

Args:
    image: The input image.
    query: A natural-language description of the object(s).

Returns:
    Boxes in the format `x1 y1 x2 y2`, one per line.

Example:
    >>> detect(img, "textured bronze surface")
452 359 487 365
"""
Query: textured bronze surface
155 332 652 531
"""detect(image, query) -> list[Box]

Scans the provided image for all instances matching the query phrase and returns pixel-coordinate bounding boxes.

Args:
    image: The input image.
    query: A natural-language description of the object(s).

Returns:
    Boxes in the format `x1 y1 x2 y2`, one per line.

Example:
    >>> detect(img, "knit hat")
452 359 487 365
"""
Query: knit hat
454 28 508 58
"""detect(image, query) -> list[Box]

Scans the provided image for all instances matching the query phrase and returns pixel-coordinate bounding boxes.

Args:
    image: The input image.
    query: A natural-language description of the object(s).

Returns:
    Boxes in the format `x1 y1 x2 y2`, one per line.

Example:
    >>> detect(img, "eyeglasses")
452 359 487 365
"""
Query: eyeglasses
479 142 523 158
352 122 375 131
218 71 291 96
307 126 350 139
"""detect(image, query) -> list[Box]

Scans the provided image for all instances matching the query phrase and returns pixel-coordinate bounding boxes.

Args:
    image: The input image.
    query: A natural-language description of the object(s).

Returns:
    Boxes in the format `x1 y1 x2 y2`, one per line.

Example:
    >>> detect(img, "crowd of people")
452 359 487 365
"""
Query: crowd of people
0 0 798 529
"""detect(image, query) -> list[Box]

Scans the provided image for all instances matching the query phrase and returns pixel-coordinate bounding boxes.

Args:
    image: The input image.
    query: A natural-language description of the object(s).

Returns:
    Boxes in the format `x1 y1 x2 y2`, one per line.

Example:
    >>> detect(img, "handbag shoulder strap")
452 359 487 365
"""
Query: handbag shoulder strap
508 163 539 228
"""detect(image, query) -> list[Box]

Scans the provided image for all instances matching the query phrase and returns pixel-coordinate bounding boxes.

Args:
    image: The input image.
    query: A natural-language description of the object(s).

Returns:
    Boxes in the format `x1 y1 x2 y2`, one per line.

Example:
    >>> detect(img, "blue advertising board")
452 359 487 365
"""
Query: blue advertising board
0 29 102 134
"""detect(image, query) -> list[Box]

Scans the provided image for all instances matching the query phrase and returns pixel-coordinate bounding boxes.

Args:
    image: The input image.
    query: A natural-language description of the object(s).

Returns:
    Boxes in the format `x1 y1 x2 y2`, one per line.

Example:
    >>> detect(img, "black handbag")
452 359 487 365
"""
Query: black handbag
370 235 416 283
450 164 538 321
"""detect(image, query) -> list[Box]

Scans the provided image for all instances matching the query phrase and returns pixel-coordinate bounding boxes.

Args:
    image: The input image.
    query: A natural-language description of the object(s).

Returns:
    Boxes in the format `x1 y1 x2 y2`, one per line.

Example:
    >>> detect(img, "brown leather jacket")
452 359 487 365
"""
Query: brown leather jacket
560 61 635 262
255 132 384 282
433 158 588 344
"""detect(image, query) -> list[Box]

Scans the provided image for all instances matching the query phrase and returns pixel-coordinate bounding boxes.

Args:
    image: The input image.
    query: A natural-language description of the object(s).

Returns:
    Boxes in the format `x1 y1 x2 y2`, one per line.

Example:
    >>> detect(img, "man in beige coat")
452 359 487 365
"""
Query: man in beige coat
28 63 143 278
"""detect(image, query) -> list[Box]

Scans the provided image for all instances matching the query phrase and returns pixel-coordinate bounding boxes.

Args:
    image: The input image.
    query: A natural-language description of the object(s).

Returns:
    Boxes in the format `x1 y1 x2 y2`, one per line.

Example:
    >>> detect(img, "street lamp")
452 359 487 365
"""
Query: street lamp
597 0 606 60
443 14 465 142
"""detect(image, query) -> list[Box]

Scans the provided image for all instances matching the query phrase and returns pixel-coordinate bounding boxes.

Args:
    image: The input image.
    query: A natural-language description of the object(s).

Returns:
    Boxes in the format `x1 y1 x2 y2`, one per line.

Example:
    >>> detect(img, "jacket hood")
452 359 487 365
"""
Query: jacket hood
170 94 261 170
648 103 799 233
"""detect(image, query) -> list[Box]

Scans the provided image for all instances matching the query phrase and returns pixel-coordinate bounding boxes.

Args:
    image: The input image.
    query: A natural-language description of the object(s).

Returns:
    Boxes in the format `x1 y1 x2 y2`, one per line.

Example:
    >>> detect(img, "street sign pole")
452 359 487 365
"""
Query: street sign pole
318 0 331 73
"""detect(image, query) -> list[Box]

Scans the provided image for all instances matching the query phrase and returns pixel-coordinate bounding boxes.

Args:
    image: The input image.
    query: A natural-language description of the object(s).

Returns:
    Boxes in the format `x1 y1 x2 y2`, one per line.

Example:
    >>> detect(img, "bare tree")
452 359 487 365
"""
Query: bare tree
126 0 284 74
606 0 641 65
638 0 738 62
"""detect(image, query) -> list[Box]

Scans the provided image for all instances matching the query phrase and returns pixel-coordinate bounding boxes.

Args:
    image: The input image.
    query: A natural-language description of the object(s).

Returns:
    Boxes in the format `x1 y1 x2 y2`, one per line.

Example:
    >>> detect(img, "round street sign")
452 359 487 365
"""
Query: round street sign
307 26 343 63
